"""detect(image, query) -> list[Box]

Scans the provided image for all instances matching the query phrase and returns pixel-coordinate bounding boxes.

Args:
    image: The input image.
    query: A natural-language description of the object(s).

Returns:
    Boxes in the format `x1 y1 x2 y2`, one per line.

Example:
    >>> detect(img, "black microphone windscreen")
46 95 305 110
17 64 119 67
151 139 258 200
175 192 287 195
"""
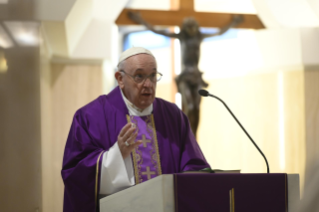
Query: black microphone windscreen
198 89 209 97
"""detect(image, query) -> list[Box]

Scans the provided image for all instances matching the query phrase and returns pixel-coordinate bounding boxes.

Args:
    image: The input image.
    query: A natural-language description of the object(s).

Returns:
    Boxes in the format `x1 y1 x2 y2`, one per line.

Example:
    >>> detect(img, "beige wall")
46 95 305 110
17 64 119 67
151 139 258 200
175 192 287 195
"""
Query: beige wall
41 60 103 212
0 48 42 211
0 1 44 211
304 68 319 182
198 70 306 185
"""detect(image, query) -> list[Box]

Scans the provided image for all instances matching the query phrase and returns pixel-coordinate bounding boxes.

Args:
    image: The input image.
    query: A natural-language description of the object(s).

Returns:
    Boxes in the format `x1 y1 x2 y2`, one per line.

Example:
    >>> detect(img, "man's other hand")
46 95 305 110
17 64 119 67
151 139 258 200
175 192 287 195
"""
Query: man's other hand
118 123 142 159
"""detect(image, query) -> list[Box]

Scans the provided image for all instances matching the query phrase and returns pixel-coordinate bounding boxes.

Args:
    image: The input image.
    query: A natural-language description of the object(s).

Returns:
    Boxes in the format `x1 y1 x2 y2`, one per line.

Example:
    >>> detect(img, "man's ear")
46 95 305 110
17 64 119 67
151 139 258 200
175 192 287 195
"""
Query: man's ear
115 71 124 89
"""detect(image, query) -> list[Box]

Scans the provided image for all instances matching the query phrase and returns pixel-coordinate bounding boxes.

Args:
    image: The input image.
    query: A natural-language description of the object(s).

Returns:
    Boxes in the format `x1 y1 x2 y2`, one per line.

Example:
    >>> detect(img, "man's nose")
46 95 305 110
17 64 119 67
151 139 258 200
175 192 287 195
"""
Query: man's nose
143 77 153 87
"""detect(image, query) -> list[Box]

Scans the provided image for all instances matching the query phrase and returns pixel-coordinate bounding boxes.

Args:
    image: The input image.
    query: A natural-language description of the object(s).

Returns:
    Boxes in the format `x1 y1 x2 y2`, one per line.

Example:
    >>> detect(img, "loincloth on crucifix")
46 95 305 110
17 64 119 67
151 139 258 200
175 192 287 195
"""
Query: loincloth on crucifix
126 114 162 184
175 67 208 90
175 67 208 136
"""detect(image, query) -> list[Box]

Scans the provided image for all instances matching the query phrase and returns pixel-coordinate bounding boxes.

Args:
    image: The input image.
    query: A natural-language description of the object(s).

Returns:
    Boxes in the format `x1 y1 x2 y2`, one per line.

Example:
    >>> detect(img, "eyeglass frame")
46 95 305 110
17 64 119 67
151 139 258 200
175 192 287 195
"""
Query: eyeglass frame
119 70 163 84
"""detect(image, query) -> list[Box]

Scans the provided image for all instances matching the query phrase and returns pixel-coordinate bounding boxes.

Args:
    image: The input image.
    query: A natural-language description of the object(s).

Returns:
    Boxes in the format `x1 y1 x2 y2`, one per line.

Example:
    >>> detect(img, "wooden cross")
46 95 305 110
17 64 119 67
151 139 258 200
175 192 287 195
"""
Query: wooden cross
115 0 264 29
141 166 156 180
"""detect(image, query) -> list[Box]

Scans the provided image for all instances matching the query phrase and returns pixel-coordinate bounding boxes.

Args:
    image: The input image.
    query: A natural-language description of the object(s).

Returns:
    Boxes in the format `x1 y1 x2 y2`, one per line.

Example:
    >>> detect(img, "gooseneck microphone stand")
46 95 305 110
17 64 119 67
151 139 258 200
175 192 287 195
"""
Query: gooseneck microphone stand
198 89 270 174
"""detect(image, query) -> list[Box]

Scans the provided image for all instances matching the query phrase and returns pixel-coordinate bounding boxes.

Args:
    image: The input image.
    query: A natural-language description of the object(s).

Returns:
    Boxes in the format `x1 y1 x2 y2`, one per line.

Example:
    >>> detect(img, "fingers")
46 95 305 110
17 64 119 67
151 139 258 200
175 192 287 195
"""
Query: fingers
118 123 131 137
129 140 143 150
118 123 140 158
119 123 135 137
126 131 138 147
120 139 142 159
122 124 137 142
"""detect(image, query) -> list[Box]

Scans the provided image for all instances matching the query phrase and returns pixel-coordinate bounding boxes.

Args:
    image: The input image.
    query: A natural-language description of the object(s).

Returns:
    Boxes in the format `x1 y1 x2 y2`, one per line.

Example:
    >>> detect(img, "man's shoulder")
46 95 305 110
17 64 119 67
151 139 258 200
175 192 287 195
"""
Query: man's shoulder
76 87 123 116
75 95 107 116
154 97 183 119
155 97 179 110
154 97 190 132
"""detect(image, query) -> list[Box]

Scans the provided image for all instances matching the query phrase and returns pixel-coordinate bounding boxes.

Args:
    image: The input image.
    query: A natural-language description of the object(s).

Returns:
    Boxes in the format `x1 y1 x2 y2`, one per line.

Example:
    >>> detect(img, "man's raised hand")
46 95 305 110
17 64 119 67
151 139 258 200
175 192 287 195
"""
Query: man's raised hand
118 123 142 159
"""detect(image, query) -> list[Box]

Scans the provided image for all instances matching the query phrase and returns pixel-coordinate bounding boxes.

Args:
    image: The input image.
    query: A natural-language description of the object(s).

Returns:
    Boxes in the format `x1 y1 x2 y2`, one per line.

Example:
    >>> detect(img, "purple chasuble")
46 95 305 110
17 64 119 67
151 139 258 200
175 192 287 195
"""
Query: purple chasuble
61 86 210 212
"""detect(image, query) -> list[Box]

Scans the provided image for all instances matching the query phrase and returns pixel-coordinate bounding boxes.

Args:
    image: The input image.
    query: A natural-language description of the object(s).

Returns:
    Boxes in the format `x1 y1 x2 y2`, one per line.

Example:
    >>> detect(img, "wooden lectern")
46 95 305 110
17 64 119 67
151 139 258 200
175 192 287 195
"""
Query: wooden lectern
100 173 299 212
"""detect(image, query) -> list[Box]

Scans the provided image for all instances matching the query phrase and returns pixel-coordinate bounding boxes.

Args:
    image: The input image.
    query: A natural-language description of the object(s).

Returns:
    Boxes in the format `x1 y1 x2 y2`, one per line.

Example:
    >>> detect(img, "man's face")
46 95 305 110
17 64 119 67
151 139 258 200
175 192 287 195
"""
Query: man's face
116 54 157 110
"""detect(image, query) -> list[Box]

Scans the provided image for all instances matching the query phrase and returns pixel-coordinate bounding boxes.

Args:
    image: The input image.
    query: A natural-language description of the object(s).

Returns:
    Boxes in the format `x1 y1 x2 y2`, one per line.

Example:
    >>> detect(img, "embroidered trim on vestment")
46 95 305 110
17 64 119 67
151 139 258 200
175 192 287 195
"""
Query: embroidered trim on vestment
126 114 162 184
132 116 143 183
150 115 162 175
95 150 105 207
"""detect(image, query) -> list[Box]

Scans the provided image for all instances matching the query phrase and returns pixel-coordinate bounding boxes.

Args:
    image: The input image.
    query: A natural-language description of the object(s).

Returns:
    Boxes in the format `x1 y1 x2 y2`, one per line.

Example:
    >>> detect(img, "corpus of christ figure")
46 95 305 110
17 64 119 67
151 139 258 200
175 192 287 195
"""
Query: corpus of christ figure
129 12 243 137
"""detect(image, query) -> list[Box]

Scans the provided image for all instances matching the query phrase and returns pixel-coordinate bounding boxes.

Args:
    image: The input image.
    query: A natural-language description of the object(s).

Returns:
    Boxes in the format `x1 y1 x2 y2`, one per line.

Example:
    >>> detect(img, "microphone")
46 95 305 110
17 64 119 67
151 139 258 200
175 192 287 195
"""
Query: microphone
198 89 209 97
198 89 270 173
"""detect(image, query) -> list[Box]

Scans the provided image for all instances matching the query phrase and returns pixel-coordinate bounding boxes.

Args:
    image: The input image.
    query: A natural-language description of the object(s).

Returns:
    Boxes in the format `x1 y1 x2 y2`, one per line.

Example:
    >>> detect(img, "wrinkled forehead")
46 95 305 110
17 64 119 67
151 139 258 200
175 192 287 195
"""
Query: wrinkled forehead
125 54 157 73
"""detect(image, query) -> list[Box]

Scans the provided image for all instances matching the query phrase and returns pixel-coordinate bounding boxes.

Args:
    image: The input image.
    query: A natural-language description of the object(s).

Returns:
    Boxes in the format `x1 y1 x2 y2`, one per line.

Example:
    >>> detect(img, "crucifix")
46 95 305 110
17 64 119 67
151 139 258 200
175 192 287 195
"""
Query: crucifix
116 0 264 138
115 0 264 29
141 166 156 180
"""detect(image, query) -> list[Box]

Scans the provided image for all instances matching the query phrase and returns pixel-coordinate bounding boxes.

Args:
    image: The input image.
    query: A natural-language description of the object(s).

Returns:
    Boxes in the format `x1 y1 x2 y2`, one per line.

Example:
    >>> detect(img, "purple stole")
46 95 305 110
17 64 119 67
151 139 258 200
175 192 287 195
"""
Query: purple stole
126 114 162 184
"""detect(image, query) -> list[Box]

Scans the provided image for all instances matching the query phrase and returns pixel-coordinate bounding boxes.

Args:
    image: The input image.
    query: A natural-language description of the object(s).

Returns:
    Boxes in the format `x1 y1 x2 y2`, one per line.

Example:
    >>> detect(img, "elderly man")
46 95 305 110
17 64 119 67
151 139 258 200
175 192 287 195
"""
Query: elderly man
61 47 210 212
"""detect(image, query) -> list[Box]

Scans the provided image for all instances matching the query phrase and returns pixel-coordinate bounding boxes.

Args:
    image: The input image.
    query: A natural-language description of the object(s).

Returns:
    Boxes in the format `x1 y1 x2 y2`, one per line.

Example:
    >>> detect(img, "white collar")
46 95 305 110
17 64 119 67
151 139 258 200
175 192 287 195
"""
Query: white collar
120 88 153 116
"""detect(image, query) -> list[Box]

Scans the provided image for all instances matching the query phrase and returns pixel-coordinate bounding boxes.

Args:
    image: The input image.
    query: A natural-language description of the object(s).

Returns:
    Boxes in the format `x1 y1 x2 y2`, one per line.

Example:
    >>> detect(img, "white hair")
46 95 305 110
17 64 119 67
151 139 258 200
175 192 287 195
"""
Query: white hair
117 59 126 72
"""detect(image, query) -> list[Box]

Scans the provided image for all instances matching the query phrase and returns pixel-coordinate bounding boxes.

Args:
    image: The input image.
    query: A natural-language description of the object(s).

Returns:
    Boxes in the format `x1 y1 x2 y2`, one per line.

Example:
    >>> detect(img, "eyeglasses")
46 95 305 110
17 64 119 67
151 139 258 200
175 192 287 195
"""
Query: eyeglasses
120 70 163 84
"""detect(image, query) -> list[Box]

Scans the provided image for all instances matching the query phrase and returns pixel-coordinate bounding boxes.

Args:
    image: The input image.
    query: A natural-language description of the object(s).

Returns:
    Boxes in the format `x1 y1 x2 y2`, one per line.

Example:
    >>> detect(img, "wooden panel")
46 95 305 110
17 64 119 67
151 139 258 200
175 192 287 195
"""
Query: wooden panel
171 0 180 10
115 9 265 29
282 71 306 192
180 0 194 11
42 63 103 212
304 69 319 181
0 47 42 212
